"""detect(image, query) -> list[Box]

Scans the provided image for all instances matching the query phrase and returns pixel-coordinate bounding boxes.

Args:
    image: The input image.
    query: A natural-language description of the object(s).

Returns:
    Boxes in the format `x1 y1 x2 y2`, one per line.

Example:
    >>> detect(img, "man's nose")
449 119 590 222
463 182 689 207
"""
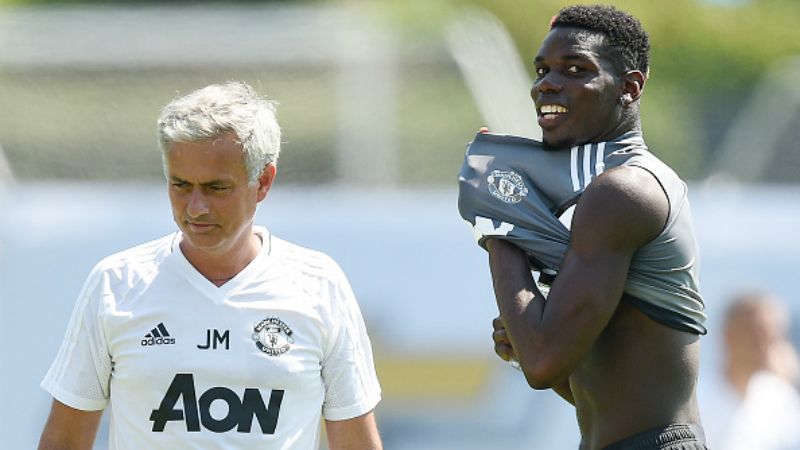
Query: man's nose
532 75 562 97
186 189 210 218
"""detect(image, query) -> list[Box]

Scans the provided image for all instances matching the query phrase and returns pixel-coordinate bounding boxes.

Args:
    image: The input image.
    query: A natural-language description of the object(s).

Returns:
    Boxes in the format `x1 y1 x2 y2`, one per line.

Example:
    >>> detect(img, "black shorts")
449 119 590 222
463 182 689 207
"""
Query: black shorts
603 424 708 450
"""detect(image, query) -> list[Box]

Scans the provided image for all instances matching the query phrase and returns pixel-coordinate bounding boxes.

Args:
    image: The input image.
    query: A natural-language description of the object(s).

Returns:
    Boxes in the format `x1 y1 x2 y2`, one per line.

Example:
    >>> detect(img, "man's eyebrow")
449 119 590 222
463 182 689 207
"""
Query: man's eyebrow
168 176 229 186
534 52 592 64
562 53 591 61
201 180 230 187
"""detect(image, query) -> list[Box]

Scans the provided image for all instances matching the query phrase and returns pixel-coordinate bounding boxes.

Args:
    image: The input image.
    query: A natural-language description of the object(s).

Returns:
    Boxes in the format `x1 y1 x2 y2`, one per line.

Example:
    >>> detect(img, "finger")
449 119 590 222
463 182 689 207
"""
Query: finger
479 126 489 134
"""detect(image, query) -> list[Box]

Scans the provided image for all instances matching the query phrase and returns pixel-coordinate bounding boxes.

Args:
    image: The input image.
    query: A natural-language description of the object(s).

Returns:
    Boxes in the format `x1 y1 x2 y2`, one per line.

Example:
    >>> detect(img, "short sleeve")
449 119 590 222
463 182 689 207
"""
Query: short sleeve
320 267 381 421
40 265 112 411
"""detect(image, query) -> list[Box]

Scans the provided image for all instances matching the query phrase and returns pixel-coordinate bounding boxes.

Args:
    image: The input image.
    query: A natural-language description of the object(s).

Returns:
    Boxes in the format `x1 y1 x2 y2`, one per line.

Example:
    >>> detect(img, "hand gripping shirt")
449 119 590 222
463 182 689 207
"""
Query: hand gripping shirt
458 131 706 334
41 226 381 450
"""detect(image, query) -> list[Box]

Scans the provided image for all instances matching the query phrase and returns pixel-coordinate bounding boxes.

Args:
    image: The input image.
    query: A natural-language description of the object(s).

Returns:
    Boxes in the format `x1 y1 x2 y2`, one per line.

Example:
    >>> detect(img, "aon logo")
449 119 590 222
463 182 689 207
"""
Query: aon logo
150 373 284 434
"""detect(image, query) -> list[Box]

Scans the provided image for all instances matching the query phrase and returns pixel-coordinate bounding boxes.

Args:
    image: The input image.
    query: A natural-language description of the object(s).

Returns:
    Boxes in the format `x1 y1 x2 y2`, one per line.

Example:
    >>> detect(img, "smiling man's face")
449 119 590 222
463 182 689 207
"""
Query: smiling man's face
531 27 627 149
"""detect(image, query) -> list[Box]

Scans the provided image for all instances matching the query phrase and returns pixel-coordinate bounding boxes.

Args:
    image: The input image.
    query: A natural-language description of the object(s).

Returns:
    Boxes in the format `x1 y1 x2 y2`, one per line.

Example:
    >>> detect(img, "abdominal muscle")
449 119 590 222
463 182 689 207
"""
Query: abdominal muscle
570 301 702 450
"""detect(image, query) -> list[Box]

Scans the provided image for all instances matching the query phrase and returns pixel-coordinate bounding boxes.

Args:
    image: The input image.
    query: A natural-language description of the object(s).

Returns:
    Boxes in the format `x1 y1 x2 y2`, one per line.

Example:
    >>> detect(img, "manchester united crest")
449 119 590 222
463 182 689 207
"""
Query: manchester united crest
252 317 294 356
487 170 528 204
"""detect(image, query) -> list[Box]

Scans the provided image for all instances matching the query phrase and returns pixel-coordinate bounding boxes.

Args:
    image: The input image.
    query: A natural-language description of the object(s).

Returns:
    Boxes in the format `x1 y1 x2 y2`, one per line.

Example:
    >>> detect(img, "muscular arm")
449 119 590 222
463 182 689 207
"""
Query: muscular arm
487 166 668 390
325 410 382 450
38 400 103 450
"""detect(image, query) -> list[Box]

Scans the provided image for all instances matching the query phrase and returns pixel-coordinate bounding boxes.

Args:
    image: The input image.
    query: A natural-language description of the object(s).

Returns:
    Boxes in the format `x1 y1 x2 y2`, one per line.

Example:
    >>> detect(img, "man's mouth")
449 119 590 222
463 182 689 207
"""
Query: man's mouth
538 104 569 129
186 221 216 233
539 104 568 120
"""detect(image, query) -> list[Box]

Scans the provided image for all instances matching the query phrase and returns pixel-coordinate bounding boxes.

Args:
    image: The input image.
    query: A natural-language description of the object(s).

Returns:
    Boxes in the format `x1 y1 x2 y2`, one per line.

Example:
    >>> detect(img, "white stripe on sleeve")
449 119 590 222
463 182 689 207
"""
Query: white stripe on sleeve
583 143 593 186
570 146 580 191
595 142 606 176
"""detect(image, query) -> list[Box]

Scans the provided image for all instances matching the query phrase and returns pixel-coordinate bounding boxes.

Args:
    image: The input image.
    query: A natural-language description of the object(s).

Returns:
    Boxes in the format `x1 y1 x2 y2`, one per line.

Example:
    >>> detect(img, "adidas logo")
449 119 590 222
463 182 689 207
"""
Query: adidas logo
141 322 176 346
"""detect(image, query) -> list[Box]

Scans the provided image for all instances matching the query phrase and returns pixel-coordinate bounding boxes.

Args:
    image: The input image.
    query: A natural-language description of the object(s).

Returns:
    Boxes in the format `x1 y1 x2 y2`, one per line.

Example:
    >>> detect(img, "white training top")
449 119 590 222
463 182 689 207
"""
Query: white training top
41 227 381 450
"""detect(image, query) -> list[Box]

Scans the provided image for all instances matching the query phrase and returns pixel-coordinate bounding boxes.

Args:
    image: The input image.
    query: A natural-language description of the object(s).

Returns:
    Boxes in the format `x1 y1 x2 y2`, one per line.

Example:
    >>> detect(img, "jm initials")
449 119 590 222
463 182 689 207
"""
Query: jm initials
198 329 230 350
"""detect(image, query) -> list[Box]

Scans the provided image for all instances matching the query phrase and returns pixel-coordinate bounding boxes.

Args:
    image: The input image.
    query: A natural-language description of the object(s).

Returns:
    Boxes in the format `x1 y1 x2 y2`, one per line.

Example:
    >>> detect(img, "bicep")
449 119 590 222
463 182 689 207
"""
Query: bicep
38 400 103 450
540 167 669 365
554 166 667 304
325 411 382 450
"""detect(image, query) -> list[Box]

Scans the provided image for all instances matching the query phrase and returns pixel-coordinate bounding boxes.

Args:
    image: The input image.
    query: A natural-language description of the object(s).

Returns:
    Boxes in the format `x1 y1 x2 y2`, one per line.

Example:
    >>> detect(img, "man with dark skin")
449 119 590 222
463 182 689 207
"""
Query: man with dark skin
483 5 707 449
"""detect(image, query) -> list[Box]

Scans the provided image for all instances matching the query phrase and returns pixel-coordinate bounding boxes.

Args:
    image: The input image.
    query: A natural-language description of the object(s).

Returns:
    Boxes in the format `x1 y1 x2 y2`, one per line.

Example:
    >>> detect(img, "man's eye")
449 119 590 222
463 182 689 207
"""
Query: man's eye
535 67 546 77
567 65 581 74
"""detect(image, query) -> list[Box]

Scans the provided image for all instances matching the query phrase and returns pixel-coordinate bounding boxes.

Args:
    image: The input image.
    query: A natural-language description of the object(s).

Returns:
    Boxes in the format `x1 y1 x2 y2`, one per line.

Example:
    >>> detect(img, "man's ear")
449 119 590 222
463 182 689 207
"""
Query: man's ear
622 70 646 104
256 164 277 202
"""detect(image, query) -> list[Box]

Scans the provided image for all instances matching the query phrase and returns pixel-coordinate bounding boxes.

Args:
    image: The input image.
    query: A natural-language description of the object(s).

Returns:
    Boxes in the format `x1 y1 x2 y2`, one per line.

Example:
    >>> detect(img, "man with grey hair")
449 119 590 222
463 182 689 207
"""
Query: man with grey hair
38 81 383 450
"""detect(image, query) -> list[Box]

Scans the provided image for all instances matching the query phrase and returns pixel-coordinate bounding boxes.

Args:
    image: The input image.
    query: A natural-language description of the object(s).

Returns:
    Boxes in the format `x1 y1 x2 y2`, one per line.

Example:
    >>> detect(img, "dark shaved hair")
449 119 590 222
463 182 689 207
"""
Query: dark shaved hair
551 4 650 76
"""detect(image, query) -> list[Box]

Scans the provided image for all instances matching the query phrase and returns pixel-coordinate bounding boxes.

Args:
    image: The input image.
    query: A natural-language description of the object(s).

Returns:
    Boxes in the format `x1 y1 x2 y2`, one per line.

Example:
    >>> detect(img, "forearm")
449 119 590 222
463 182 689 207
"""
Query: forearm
487 234 635 390
486 239 561 388
486 240 544 328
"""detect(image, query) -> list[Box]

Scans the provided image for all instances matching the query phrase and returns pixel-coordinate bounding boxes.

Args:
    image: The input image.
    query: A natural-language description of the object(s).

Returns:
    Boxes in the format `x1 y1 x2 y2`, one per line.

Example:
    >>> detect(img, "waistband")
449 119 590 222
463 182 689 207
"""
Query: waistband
603 423 706 450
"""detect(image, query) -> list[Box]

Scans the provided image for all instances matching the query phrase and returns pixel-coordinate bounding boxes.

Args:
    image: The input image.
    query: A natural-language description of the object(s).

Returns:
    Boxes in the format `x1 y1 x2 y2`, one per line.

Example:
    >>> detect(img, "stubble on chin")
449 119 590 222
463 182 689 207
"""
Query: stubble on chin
541 136 574 151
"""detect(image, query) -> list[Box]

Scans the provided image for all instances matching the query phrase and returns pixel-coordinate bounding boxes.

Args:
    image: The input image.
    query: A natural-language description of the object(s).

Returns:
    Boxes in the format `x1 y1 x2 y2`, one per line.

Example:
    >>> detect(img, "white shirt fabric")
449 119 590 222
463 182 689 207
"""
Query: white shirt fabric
41 227 381 450
701 370 800 450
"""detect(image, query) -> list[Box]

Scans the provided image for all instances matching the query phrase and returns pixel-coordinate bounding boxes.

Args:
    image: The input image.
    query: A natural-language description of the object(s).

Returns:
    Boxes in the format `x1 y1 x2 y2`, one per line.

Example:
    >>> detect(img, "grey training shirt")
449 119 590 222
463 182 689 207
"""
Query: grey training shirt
458 131 706 334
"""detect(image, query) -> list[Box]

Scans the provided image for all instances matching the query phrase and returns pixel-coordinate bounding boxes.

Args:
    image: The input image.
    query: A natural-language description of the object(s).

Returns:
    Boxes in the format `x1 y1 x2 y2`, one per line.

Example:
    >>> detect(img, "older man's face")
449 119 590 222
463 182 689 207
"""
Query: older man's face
165 131 273 260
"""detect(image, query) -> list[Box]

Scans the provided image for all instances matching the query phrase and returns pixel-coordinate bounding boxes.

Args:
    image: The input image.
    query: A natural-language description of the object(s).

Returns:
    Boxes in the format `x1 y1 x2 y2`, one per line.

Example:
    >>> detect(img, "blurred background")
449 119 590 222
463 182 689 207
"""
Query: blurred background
1 0 799 448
